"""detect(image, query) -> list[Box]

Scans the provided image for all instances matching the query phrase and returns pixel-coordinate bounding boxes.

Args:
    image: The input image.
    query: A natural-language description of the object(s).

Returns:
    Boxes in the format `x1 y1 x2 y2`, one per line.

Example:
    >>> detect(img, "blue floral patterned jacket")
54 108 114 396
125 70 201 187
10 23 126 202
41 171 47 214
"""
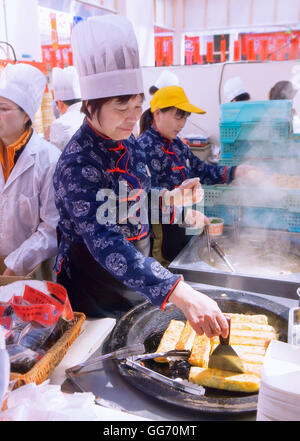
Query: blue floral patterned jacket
138 125 235 189
53 119 180 307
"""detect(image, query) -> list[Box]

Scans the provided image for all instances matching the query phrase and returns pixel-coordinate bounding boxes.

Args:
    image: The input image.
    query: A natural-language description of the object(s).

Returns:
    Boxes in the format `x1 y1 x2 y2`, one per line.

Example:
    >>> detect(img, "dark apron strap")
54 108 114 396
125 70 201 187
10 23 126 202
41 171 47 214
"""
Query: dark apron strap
57 235 150 320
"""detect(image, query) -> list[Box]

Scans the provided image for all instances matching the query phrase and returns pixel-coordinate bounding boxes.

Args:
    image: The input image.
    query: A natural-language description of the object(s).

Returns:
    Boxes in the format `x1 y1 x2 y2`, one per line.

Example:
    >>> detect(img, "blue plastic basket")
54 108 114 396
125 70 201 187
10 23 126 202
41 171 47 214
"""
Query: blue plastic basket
220 121 291 144
220 100 293 123
219 140 299 160
218 157 300 175
204 205 300 232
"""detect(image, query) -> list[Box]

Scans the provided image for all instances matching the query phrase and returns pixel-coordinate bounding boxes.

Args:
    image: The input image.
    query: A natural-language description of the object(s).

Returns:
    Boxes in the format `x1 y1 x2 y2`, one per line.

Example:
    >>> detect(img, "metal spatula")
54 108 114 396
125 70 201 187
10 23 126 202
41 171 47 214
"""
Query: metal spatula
208 316 244 373
210 240 236 273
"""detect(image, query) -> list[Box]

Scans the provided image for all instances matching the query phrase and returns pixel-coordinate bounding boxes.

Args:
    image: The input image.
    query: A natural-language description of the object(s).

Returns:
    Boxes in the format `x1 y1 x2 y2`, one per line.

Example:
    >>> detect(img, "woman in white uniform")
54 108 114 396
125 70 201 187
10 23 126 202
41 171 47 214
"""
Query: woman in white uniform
49 66 84 152
0 63 60 277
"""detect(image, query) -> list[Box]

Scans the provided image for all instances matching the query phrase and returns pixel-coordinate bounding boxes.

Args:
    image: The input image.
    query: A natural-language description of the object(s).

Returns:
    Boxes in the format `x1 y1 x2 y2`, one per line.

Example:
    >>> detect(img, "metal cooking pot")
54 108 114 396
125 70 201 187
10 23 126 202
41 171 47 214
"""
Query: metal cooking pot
106 289 288 414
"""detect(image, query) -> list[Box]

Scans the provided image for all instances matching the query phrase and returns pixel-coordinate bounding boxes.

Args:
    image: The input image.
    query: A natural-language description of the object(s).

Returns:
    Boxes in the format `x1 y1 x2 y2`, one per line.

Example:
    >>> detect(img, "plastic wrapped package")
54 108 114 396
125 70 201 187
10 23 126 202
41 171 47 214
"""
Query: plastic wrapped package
0 281 75 374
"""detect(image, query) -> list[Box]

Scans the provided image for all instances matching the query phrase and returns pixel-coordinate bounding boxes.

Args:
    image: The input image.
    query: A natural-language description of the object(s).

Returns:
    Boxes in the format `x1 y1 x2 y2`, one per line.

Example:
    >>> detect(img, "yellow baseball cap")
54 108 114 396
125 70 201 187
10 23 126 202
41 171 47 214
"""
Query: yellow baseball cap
150 86 206 114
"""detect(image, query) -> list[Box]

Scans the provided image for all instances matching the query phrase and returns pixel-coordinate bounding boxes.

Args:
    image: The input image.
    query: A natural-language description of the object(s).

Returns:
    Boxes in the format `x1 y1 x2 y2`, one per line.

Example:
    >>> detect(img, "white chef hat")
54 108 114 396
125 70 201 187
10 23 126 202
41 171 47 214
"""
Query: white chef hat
71 15 144 100
154 70 179 89
0 63 46 121
52 66 81 101
223 76 248 102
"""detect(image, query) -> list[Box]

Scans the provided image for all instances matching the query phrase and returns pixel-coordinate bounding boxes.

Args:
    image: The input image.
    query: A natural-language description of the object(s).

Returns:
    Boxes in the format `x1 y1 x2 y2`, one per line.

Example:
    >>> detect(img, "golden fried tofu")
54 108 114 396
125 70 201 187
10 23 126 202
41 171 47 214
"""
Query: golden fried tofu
155 320 185 363
188 334 211 367
226 313 268 324
189 367 260 393
175 321 196 351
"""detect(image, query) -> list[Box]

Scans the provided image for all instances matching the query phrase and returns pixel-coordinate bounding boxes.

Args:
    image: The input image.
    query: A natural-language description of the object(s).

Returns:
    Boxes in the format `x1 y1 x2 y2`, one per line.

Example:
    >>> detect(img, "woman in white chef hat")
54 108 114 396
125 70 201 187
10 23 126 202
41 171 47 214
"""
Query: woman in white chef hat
223 76 251 102
53 15 228 339
49 66 84 152
0 63 60 277
149 69 179 95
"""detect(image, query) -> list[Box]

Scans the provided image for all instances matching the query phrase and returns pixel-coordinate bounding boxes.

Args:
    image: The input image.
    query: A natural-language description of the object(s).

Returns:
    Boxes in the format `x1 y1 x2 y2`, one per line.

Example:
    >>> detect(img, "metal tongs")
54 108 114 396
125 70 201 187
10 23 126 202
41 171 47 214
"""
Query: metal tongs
211 240 236 273
205 225 214 263
65 343 145 375
126 350 205 396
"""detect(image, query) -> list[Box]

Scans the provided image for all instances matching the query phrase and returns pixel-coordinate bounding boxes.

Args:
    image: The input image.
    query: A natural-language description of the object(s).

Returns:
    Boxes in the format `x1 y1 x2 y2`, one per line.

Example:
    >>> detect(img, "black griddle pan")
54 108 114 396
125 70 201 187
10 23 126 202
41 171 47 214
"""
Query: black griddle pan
106 289 288 414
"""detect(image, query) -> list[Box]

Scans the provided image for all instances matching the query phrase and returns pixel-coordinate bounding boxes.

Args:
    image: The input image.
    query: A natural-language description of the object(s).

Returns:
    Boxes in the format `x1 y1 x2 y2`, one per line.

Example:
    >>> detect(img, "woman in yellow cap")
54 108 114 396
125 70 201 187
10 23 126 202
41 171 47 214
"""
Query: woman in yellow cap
138 86 259 264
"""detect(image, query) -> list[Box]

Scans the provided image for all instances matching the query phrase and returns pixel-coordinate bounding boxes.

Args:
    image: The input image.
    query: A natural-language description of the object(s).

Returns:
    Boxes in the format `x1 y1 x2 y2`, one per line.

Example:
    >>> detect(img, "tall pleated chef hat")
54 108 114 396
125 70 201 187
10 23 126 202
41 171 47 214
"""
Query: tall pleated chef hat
0 63 46 121
223 76 248 102
52 66 81 101
71 15 144 100
154 70 179 89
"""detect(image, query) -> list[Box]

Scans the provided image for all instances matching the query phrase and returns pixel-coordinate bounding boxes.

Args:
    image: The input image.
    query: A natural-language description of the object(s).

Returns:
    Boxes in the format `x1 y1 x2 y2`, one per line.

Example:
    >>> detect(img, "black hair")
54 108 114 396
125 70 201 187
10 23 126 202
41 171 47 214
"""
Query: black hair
232 92 250 102
17 105 32 129
61 98 82 107
269 81 297 100
139 107 190 135
149 85 159 95
81 93 144 121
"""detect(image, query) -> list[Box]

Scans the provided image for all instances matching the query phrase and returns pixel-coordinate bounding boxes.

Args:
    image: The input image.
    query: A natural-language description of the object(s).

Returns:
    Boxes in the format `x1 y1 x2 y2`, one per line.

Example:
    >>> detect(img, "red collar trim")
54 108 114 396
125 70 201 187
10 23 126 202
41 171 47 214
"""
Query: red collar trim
86 117 112 140
151 124 173 143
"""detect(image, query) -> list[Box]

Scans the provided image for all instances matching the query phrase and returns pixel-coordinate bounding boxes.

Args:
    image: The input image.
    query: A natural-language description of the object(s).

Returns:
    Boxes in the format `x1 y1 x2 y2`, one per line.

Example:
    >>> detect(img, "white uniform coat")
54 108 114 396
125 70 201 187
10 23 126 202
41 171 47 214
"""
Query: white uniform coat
49 102 84 151
0 131 61 275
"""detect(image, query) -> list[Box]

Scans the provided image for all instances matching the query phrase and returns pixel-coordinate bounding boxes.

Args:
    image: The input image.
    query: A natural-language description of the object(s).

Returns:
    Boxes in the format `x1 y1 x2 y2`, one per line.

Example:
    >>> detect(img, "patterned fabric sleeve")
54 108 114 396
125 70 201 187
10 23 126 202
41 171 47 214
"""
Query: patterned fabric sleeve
57 159 181 307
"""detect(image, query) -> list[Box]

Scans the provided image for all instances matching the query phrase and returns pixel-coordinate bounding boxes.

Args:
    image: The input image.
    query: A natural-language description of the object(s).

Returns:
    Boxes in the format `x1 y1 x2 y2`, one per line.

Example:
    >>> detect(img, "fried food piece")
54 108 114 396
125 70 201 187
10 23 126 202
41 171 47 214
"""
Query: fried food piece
189 367 260 393
210 329 276 347
175 321 196 351
212 343 266 357
188 334 211 367
231 322 275 332
155 320 185 363
226 313 268 324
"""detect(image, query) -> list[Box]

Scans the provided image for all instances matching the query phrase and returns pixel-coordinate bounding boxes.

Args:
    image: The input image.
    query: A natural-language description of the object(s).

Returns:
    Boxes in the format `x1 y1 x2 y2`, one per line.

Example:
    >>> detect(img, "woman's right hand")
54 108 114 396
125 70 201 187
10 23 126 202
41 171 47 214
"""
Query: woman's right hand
168 281 229 339
163 178 203 207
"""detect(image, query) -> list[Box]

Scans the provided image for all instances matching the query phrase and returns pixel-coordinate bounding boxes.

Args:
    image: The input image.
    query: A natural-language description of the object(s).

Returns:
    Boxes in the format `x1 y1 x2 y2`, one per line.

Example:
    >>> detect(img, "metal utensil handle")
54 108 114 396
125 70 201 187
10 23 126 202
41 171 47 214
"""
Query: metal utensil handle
126 358 205 396
66 343 145 374
219 316 231 345
132 349 190 361
211 240 225 257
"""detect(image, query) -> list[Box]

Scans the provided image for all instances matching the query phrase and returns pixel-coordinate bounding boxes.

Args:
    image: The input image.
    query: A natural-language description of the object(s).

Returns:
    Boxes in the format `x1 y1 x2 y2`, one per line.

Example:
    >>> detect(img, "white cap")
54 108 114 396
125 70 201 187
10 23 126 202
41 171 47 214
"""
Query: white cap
71 15 144 100
52 66 81 101
154 70 179 89
0 63 46 121
223 76 248 102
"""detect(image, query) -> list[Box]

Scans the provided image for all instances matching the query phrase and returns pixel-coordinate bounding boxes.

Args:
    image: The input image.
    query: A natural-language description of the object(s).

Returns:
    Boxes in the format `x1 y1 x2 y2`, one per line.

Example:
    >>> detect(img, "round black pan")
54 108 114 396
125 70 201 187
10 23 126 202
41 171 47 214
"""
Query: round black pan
106 289 288 414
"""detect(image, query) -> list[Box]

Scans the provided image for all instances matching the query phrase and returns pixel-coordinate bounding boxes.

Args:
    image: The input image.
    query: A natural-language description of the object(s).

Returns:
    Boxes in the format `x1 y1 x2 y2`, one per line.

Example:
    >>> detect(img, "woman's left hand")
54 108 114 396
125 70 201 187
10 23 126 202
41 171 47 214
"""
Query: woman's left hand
163 178 204 207
234 164 264 185
2 268 16 277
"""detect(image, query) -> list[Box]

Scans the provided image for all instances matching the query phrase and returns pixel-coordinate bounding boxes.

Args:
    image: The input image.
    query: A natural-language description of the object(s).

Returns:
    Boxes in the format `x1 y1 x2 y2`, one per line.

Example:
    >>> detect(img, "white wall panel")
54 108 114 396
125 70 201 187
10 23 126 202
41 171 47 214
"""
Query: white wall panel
206 0 228 29
155 0 165 25
165 0 174 28
185 0 205 30
277 0 300 24
229 0 252 28
252 0 274 26
5 0 42 61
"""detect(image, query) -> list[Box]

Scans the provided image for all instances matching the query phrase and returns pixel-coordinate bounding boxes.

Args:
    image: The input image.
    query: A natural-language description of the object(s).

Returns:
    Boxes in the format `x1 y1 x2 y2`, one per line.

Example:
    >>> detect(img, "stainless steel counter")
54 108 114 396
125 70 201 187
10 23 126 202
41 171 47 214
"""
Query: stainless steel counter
169 227 300 300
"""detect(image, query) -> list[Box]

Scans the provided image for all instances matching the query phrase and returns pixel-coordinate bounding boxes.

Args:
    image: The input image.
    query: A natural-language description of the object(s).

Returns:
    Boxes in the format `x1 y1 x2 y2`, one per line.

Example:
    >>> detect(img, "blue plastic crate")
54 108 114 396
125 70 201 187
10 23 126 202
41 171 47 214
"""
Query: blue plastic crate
203 185 291 211
204 205 300 232
220 100 293 123
220 121 291 143
218 157 300 175
219 140 298 160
